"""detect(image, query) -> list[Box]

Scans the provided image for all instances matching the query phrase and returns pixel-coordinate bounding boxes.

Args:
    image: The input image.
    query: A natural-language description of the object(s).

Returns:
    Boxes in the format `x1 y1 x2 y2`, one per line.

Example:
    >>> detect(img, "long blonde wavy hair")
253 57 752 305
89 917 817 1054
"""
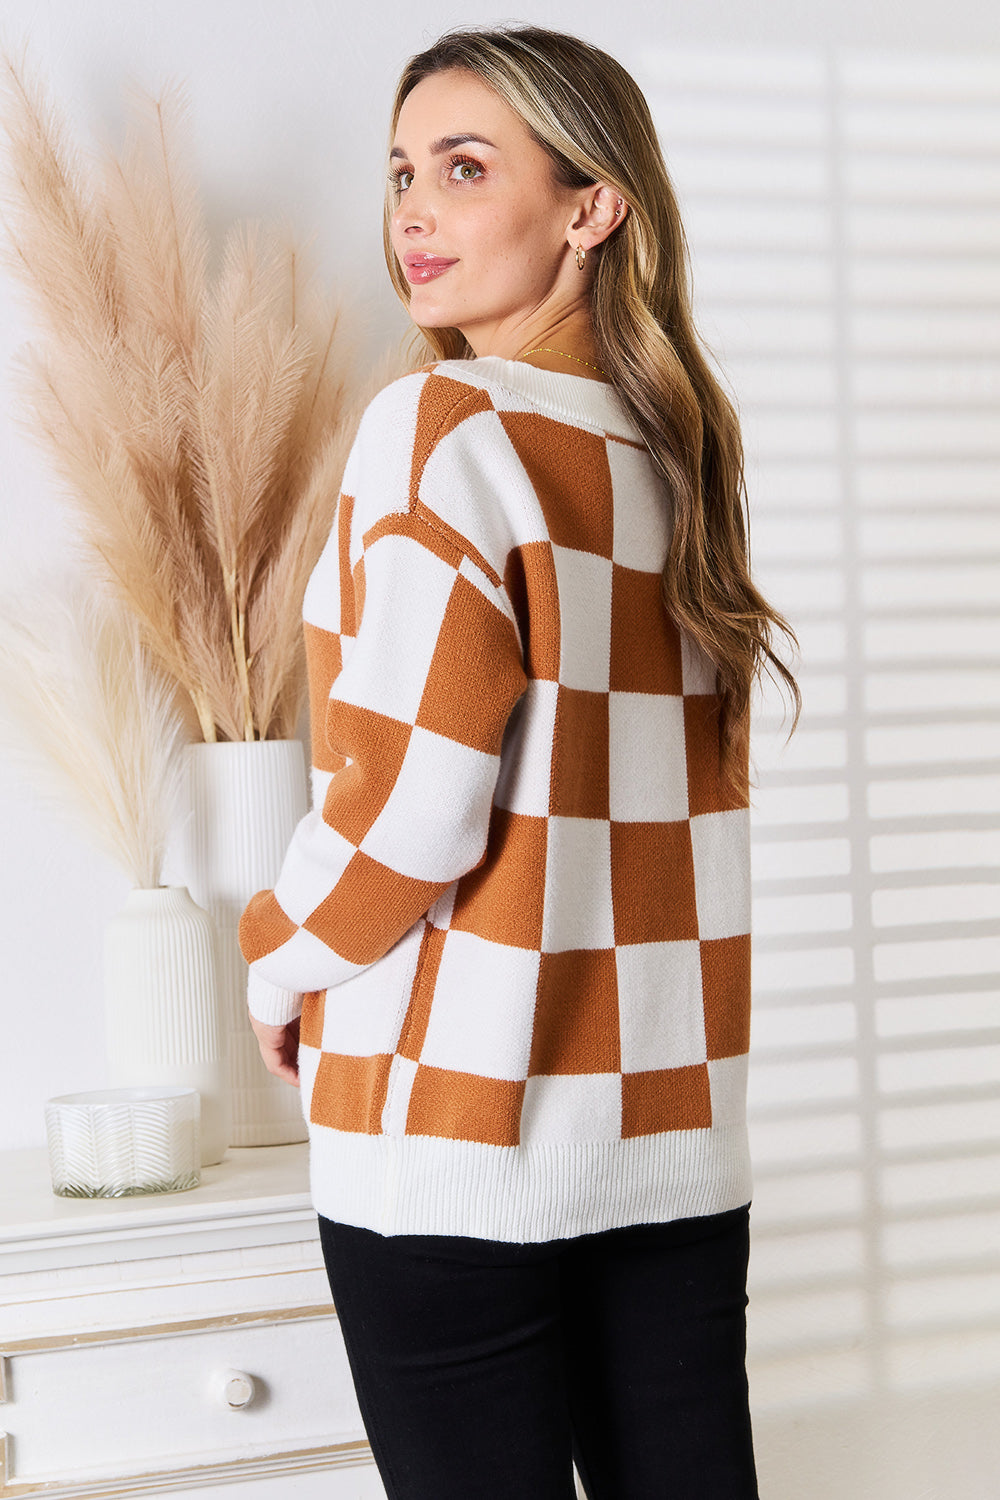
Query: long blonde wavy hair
383 24 799 784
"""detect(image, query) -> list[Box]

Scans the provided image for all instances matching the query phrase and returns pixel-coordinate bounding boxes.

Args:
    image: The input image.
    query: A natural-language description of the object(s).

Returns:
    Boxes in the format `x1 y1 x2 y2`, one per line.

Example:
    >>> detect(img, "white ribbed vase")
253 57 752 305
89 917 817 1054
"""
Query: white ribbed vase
179 740 309 1147
104 886 229 1166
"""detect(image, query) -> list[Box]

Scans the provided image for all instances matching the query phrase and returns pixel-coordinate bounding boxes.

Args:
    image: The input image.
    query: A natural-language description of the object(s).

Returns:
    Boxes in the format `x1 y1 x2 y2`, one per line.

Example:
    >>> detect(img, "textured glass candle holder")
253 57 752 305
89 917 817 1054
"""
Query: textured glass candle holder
44 1087 201 1198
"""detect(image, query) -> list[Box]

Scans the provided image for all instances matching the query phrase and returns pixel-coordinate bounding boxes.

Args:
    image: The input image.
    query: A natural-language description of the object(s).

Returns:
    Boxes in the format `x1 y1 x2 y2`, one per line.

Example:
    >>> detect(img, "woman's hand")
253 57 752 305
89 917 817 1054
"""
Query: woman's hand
249 1013 301 1088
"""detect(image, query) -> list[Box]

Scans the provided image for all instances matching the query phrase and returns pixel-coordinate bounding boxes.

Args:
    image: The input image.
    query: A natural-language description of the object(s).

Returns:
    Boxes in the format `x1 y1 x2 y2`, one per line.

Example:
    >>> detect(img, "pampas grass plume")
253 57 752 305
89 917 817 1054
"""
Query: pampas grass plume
0 52 357 743
0 577 186 888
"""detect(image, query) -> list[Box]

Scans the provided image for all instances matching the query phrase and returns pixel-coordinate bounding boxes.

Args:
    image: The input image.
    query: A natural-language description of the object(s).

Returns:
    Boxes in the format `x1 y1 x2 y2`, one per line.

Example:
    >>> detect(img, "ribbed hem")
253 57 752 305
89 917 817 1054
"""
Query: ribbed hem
436 356 643 444
306 1123 752 1243
246 972 303 1025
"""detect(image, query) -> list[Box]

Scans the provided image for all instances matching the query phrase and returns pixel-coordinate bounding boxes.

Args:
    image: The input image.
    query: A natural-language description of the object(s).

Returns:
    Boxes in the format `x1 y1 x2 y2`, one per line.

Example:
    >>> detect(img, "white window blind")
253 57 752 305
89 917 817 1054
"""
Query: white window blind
640 46 1000 1408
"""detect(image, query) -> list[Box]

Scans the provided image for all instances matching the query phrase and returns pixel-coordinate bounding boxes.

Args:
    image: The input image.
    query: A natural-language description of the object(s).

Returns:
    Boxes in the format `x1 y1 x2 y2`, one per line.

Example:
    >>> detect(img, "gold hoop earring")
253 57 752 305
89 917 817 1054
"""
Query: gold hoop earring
575 245 586 271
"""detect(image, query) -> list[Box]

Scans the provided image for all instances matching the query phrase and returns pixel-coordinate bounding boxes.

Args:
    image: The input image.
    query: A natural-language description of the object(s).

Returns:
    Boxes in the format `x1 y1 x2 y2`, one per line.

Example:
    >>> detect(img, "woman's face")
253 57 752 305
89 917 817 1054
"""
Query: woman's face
388 69 592 356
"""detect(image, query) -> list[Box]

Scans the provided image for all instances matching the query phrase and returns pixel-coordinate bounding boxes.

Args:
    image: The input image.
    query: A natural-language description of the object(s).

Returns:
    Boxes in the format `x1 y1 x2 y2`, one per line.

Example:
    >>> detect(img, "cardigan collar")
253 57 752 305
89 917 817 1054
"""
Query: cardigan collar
437 355 644 444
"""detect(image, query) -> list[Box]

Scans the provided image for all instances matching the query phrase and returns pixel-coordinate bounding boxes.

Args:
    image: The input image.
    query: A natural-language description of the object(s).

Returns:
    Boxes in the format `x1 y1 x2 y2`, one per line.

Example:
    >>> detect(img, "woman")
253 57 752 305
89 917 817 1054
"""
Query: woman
239 23 797 1499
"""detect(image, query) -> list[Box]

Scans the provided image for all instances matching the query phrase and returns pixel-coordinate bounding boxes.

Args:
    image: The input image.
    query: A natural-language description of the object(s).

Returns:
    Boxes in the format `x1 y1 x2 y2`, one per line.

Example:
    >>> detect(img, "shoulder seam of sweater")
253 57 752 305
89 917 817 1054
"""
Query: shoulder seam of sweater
399 372 513 589
407 501 505 591
362 491 505 592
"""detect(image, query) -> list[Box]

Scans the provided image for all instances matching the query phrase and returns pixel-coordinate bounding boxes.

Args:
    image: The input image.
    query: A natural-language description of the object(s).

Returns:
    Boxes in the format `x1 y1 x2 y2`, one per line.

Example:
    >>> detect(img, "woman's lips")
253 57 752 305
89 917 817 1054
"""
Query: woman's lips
403 254 458 284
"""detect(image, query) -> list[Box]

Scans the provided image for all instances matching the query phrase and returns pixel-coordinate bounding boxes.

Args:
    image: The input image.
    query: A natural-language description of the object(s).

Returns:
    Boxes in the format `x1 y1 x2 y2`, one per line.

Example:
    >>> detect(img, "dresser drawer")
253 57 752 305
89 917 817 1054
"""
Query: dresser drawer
1 1306 377 1498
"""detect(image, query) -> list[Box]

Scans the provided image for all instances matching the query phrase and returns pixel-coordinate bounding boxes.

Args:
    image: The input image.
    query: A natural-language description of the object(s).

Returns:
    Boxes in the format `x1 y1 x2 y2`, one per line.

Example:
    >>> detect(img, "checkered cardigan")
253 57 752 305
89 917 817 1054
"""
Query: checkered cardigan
239 355 753 1241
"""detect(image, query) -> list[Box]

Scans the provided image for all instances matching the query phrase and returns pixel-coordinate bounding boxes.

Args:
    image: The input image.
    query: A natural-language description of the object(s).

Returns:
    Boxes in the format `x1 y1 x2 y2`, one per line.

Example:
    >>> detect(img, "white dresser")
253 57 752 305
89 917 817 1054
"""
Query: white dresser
0 1144 388 1498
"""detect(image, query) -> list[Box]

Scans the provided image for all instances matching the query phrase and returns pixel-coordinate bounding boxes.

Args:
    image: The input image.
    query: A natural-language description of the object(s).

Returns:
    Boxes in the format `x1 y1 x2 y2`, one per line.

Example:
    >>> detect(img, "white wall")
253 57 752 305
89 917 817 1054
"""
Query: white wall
657 40 1000 1499
1 3 998 1497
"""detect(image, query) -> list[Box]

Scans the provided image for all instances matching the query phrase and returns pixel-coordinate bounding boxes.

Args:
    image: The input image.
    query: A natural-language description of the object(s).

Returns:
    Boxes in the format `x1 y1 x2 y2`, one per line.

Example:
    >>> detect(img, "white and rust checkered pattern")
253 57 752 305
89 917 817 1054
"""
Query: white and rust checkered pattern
239 356 753 1240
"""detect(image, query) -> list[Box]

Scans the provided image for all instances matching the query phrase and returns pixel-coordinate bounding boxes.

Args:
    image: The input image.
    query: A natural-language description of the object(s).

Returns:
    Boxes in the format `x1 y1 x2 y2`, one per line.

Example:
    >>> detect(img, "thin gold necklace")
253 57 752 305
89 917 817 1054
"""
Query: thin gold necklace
520 346 608 379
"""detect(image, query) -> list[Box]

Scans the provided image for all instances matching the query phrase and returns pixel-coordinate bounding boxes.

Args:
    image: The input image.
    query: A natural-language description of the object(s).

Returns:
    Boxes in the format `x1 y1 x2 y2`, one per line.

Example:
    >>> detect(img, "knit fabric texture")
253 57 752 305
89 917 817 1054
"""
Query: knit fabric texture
239 355 753 1242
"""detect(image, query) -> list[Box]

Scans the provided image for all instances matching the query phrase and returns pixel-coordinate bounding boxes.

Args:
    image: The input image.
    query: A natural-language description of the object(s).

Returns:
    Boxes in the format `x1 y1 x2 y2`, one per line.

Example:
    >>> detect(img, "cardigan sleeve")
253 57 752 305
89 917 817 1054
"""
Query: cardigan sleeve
238 412 527 1025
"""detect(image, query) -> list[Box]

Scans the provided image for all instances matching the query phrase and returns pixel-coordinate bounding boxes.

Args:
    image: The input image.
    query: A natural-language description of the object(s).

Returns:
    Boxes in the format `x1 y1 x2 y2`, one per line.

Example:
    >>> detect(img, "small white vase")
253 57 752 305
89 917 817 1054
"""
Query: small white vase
104 886 229 1166
177 740 309 1148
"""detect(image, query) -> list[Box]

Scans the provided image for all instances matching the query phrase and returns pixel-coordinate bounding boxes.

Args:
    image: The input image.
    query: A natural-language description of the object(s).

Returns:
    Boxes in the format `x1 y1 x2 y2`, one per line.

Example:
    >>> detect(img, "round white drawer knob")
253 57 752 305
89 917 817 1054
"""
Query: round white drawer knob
213 1368 256 1409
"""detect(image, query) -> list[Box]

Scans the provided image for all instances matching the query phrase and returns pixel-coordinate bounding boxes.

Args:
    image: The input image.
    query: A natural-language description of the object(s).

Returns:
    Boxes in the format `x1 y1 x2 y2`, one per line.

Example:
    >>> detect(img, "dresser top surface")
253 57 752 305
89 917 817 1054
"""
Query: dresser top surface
0 1142 312 1258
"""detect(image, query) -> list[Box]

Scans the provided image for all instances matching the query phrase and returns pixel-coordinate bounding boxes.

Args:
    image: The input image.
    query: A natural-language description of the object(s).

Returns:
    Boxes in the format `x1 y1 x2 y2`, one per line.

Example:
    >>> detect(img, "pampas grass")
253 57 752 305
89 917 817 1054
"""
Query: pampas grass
0 52 357 742
0 579 186 888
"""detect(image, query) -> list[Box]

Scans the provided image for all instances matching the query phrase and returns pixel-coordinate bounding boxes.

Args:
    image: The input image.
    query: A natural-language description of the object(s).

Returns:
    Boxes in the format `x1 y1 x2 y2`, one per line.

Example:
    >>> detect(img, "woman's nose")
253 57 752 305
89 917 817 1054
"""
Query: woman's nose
393 181 435 235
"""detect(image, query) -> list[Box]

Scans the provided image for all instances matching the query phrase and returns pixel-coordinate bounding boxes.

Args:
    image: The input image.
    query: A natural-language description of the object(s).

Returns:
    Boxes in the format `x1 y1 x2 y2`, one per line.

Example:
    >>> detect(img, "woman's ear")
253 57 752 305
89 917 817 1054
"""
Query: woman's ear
567 184 628 251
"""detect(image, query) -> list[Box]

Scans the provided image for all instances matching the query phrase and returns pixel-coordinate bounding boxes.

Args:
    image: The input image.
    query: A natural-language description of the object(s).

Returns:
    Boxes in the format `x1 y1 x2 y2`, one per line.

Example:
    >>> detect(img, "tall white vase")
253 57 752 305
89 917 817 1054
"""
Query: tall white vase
104 885 229 1166
179 740 309 1147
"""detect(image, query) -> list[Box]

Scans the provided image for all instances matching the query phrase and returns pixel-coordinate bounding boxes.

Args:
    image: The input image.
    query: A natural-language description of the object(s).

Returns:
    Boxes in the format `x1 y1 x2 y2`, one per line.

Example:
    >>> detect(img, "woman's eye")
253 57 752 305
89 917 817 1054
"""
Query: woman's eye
449 158 483 182
392 169 413 192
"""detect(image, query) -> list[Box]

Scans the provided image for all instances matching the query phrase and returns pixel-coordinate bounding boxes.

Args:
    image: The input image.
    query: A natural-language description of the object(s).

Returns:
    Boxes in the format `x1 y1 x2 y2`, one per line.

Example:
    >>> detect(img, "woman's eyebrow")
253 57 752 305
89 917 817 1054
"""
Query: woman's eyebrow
389 132 499 161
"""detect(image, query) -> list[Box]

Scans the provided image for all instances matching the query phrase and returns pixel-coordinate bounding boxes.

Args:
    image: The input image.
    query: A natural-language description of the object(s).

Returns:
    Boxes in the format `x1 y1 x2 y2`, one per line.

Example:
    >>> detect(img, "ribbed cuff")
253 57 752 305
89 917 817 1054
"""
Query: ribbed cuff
247 971 304 1025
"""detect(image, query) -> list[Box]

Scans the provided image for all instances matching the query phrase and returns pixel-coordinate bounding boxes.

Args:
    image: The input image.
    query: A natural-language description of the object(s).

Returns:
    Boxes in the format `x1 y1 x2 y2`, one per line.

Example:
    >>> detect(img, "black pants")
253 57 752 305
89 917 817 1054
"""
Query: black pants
317 1204 759 1500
